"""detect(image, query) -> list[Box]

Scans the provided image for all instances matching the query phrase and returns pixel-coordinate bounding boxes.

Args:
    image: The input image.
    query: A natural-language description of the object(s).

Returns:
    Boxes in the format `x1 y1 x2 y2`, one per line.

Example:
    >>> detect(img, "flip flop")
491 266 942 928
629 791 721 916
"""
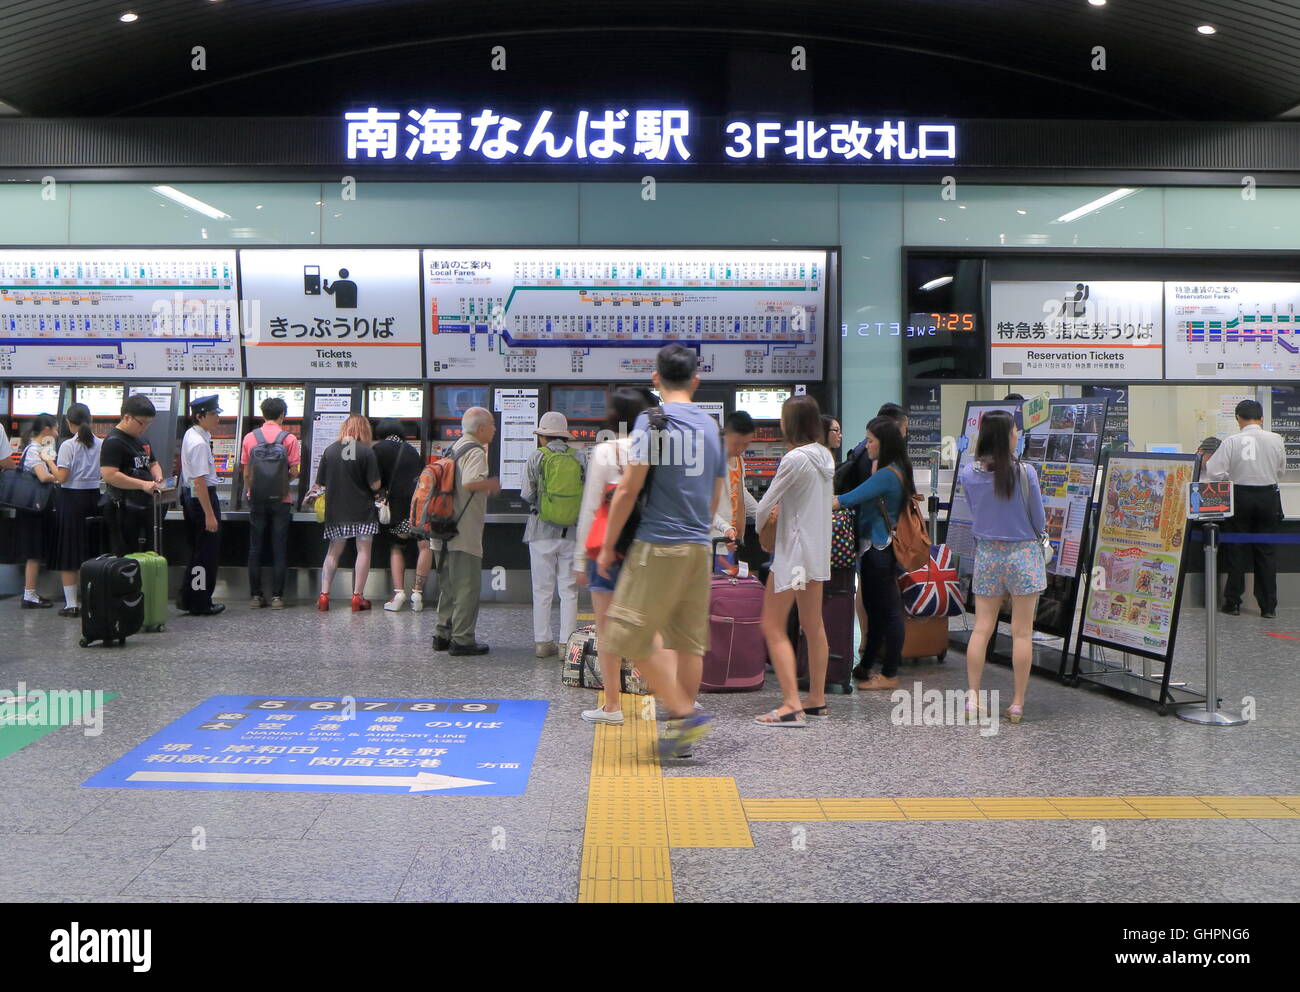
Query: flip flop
754 708 807 727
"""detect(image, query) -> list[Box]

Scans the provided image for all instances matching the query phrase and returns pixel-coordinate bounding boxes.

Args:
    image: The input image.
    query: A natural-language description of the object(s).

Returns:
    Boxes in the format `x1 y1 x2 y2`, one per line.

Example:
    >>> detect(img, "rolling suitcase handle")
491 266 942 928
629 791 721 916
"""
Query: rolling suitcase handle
712 536 740 577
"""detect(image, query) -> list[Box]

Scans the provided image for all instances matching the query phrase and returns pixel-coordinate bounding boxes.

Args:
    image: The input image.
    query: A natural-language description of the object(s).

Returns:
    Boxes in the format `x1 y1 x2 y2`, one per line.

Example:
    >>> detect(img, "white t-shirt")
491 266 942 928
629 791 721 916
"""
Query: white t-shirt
0 428 11 461
57 435 105 490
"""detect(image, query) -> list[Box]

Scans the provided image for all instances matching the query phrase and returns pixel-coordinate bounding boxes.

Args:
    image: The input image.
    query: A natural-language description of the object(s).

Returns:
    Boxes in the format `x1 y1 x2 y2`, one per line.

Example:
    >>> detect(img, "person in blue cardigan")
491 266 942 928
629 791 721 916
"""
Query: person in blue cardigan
833 415 914 690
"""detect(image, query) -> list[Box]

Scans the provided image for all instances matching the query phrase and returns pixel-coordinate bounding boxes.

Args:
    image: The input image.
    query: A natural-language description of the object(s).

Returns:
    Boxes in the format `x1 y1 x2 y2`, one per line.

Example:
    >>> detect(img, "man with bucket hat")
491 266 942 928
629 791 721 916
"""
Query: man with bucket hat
520 410 586 657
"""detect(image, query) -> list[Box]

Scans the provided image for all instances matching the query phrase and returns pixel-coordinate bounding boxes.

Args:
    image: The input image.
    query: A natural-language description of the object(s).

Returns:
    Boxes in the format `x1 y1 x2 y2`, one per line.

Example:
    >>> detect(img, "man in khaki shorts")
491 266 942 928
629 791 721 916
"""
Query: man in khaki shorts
596 344 725 759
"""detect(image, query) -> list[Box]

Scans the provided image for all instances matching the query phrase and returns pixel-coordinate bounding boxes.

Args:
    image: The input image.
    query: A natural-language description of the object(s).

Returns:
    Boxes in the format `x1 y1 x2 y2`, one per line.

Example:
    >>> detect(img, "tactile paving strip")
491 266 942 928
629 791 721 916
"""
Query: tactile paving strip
741 795 1300 822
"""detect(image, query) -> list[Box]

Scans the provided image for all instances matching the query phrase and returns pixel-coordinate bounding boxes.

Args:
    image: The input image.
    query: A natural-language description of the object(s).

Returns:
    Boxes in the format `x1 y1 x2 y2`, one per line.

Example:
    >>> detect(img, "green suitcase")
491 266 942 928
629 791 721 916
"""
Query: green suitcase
125 551 168 632
125 492 168 632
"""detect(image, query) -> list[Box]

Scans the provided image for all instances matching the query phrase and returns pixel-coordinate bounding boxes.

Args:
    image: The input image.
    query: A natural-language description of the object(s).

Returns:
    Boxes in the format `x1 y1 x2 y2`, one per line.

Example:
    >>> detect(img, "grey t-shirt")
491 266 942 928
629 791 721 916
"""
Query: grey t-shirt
630 402 725 546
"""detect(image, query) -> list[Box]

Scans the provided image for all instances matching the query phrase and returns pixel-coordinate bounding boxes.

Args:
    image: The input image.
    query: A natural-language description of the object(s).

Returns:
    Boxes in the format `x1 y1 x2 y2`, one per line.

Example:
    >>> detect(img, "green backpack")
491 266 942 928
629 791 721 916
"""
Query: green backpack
538 448 583 527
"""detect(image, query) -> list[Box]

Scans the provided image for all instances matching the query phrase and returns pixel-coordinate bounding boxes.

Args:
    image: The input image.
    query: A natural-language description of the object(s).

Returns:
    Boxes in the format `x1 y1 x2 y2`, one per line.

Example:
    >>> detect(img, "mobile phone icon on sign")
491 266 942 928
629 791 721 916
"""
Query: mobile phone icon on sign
303 265 321 295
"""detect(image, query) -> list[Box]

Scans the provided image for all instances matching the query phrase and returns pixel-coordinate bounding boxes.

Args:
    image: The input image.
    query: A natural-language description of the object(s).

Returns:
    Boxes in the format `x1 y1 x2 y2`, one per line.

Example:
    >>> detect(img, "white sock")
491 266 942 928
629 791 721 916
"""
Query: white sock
23 588 39 602
63 585 78 608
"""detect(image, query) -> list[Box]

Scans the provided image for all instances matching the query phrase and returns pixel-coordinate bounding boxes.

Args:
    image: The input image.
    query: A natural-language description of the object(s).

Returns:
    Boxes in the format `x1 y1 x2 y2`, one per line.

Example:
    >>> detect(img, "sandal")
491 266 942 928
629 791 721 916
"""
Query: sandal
856 674 900 691
1005 704 1024 725
801 704 830 718
754 708 807 727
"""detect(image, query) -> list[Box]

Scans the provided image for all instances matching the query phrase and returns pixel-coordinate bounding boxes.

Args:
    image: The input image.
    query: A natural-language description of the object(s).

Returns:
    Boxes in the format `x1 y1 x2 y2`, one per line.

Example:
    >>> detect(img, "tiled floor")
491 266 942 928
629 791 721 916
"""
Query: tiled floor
2 596 1297 902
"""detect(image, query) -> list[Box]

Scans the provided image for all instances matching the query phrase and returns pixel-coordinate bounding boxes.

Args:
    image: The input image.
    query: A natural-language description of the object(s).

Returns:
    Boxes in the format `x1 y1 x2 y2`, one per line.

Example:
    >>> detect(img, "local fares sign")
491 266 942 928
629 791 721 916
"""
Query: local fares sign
344 108 957 164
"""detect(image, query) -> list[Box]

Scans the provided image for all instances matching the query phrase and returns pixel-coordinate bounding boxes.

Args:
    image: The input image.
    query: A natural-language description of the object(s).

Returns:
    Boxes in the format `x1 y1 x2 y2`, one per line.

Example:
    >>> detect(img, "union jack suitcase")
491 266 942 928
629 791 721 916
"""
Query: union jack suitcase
897 544 963 663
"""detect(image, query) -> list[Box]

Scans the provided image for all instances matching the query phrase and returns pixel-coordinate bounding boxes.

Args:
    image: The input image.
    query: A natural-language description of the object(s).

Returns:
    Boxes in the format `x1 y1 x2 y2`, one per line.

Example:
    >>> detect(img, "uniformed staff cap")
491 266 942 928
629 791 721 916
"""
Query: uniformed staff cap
190 394 222 415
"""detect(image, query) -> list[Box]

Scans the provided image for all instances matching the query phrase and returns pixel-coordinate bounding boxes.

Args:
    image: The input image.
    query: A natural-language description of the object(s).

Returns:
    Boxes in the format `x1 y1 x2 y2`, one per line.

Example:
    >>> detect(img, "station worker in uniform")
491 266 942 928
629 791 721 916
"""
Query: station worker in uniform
177 394 226 617
1204 399 1286 619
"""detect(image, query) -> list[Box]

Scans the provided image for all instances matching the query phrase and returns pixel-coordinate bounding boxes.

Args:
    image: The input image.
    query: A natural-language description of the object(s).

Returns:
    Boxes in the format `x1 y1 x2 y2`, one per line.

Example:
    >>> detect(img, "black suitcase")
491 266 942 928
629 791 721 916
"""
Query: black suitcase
79 555 144 648
795 567 858 694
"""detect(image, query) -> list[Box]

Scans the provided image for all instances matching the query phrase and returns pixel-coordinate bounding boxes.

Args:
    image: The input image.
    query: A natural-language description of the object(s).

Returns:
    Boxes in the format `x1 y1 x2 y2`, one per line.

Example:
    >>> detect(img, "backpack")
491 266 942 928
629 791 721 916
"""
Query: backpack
876 465 930 572
409 442 476 543
537 447 583 527
614 406 668 555
248 427 291 503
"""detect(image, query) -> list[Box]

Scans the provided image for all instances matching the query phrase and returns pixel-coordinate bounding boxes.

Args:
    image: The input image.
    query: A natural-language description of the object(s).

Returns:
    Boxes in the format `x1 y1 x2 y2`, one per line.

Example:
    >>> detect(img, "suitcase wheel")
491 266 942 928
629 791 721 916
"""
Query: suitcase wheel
79 638 89 648
938 650 947 663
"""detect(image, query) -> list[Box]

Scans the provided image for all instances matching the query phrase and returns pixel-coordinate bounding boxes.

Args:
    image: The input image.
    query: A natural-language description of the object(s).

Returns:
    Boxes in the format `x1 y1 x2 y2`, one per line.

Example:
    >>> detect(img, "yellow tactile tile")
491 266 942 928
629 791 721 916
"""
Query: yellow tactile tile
743 798 827 821
578 845 673 904
1047 797 1147 819
1124 796 1221 818
1197 796 1300 818
583 817 671 846
819 799 907 821
1275 796 1300 811
588 776 665 800
971 798 1067 820
896 797 986 820
662 777 753 848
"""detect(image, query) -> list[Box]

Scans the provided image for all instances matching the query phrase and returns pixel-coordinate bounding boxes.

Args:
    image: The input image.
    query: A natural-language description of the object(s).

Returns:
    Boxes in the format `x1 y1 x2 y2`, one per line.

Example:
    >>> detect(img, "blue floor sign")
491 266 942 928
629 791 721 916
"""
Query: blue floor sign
84 695 549 796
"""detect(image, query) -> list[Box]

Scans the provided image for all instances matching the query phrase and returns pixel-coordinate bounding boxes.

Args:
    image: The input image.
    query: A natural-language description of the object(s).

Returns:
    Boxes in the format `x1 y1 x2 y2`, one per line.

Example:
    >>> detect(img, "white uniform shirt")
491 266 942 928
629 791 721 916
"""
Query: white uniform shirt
56 435 105 490
181 425 218 492
1205 424 1285 486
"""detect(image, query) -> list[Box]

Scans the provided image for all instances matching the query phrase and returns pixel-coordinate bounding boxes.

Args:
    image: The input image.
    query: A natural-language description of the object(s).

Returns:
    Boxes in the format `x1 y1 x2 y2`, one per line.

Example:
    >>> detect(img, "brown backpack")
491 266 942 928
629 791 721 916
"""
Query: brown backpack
876 465 930 572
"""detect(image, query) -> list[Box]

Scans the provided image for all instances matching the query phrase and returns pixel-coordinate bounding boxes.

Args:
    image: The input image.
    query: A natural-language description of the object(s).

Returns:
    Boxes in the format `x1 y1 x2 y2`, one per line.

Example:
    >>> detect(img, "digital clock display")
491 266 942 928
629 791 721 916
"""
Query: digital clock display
922 312 976 332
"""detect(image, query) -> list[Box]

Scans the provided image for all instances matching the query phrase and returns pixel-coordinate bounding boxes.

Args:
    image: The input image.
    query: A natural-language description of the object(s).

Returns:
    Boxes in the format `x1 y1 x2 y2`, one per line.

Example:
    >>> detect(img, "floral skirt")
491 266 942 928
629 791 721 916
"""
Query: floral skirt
972 538 1047 598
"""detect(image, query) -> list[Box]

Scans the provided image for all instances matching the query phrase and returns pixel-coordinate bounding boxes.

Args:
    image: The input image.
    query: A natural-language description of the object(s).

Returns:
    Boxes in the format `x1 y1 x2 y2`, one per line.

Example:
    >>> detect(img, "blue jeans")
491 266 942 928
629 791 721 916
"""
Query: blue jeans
248 500 291 598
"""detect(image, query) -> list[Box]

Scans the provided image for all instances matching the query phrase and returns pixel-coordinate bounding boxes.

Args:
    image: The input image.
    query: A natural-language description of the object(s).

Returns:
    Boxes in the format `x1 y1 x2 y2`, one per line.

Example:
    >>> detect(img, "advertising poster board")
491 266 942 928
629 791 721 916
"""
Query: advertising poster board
240 249 423 379
1078 452 1197 660
423 249 827 382
1165 282 1300 382
990 280 1163 382
903 383 943 465
0 249 239 378
497 388 539 491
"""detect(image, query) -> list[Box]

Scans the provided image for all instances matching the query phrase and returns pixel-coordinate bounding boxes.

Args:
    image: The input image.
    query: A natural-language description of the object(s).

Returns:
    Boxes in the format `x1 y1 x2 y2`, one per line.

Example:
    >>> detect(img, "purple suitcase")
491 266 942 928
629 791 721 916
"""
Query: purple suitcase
797 567 857 694
700 544 767 692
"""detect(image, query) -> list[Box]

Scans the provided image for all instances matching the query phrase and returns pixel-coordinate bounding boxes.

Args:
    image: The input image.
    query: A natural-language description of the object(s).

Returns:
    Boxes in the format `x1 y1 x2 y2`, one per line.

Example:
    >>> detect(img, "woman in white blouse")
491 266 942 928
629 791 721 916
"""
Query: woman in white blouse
50 403 104 617
573 386 658 725
753 395 835 727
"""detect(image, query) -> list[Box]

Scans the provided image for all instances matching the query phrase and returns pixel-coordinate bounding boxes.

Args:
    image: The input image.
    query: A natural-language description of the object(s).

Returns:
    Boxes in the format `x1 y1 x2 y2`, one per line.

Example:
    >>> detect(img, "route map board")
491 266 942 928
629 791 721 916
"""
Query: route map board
84 695 550 796
1165 282 1300 382
423 249 827 381
0 250 239 378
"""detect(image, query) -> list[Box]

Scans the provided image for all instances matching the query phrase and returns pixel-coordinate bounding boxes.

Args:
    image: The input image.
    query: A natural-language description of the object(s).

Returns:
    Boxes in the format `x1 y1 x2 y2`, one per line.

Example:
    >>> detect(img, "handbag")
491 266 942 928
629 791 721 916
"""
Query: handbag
0 465 54 512
831 507 856 569
875 465 930 572
376 498 391 525
759 505 779 553
311 489 327 524
585 482 616 559
1018 463 1055 567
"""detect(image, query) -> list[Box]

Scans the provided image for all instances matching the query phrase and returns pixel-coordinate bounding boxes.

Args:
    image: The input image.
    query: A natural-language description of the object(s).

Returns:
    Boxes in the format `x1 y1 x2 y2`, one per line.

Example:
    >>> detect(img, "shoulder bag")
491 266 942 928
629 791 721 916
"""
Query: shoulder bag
1018 463 1055 567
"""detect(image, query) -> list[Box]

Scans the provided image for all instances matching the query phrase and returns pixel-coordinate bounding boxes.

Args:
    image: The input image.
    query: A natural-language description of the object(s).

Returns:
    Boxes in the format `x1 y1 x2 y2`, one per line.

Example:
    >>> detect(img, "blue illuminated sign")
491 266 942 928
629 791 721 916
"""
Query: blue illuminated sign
84 695 549 796
343 108 957 164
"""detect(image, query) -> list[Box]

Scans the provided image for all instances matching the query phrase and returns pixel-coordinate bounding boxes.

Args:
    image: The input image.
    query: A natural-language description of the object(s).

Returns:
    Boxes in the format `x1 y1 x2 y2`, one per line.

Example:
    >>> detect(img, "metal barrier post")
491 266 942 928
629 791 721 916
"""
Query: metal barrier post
1179 522 1246 726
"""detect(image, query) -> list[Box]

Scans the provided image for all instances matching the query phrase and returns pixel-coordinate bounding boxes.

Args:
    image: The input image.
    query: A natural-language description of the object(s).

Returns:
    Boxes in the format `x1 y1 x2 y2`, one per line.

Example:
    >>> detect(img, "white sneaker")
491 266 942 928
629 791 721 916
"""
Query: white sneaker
383 591 407 612
409 591 424 612
582 707 625 725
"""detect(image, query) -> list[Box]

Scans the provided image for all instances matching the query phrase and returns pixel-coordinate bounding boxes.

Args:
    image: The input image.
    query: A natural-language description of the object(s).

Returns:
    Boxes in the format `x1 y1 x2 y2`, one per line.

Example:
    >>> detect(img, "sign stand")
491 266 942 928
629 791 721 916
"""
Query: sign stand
1177 521 1245 727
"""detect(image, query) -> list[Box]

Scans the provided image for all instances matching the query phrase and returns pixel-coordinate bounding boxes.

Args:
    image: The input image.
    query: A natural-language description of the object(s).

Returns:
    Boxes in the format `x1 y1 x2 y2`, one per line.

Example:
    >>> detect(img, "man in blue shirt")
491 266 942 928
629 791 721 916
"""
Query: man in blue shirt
597 344 725 758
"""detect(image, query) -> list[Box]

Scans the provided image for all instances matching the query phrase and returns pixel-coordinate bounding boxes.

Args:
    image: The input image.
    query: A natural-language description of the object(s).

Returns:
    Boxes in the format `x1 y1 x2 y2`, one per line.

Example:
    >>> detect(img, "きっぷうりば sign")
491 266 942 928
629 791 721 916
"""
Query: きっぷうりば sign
84 695 549 796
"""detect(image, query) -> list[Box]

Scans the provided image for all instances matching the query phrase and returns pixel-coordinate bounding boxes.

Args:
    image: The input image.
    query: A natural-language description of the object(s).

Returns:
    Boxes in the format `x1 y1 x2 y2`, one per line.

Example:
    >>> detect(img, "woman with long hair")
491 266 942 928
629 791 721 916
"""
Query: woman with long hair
752 395 835 726
834 415 914 690
573 386 657 724
313 413 382 612
957 410 1046 724
49 403 103 617
372 419 434 613
14 413 59 609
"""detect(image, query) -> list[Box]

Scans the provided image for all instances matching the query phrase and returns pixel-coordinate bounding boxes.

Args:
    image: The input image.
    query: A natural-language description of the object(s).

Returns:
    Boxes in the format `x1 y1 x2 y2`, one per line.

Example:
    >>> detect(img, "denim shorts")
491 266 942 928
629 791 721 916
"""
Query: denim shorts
587 556 623 593
973 538 1047 598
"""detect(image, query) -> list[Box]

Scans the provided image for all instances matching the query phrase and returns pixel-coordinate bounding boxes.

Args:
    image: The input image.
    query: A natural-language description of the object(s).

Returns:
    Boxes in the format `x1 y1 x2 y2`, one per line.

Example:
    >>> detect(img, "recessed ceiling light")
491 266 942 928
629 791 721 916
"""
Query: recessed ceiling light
1016 209 1027 215
119 12 138 22
315 200 323 206
1088 0 1106 6
958 204 967 209
255 204 263 209
1197 24 1216 35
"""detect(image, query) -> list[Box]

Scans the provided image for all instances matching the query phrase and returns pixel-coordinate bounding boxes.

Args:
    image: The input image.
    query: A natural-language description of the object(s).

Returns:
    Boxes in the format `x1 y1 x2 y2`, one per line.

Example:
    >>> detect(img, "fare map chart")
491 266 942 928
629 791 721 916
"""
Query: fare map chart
1166 282 1300 382
0 250 239 379
424 249 827 381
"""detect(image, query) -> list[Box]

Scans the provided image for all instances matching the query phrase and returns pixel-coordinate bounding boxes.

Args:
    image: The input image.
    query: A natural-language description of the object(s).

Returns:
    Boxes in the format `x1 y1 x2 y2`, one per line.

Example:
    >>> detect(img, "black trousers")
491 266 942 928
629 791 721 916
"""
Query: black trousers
859 546 904 678
1221 485 1283 613
178 485 222 613
248 500 292 598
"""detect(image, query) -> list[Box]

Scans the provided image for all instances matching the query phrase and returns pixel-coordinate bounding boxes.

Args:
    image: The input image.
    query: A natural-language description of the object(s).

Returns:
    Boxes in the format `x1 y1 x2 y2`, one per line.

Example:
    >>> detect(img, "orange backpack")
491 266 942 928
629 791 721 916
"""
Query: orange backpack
409 443 475 541
877 465 930 572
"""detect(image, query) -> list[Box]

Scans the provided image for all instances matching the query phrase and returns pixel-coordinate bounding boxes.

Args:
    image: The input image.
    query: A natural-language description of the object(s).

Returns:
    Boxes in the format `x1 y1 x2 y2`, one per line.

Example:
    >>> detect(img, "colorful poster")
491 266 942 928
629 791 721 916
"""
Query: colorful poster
990 280 1164 381
423 249 827 381
1081 454 1196 657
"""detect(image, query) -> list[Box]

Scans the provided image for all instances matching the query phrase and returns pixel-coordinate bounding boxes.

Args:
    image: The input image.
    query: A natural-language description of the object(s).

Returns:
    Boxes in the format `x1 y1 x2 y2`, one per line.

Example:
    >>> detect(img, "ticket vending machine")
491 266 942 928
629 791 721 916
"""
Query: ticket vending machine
734 385 793 501
431 384 488 459
124 383 181 489
302 382 363 509
182 384 243 509
243 385 308 509
365 383 427 457
72 382 125 439
7 381 65 441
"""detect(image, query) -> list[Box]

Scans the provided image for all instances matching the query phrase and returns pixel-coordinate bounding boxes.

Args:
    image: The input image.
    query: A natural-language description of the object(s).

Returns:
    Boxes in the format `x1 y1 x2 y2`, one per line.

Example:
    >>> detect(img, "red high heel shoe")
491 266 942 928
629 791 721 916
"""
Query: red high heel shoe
351 594 372 612
317 593 329 612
